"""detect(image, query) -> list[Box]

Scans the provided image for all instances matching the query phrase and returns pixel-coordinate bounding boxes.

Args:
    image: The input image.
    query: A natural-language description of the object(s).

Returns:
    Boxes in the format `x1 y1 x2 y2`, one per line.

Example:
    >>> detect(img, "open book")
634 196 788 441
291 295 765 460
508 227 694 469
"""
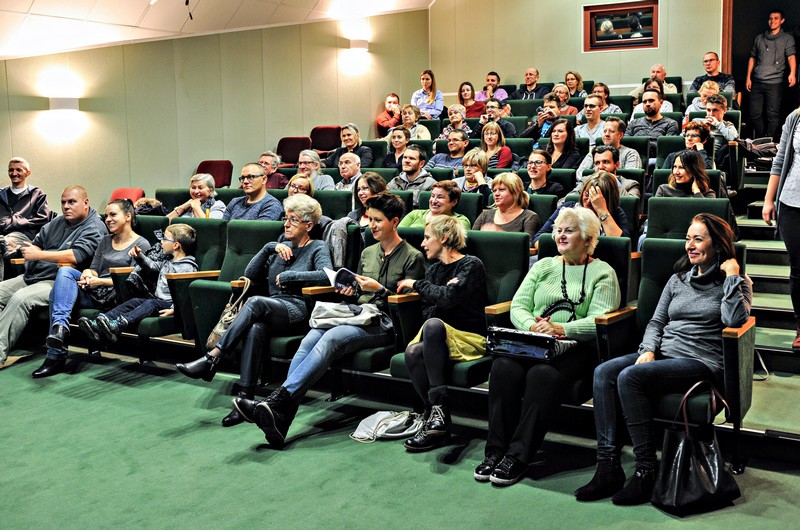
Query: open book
324 267 359 291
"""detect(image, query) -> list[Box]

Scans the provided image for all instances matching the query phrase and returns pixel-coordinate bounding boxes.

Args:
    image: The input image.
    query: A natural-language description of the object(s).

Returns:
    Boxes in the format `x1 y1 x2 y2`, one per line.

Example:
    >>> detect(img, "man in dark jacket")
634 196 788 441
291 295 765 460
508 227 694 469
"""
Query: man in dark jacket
0 157 52 267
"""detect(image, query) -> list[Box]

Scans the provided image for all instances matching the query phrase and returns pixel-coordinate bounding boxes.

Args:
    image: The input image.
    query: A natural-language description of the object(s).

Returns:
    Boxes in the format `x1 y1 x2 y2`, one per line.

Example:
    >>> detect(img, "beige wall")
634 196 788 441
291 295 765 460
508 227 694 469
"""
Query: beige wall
430 0 724 104
0 10 429 208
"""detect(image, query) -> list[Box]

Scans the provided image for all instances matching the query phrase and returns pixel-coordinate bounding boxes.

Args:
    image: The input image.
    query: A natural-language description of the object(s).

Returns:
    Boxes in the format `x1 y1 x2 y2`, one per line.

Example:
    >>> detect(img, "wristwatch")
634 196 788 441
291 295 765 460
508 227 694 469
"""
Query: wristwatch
598 213 609 222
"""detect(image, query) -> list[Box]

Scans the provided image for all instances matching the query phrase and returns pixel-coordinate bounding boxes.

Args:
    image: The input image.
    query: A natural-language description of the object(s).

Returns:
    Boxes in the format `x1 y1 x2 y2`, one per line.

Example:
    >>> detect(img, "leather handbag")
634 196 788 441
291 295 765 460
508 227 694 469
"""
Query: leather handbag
651 380 741 514
205 277 252 350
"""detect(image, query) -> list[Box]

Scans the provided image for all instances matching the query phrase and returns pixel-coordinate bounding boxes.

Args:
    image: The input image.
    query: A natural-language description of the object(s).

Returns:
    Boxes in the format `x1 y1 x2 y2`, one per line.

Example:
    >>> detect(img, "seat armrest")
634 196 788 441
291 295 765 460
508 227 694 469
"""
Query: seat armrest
529 248 537 256
595 306 639 362
485 301 512 315
721 316 756 424
166 270 221 281
57 262 76 268
722 316 755 338
10 258 24 265
388 292 421 304
595 306 636 325
109 266 135 274
303 286 336 296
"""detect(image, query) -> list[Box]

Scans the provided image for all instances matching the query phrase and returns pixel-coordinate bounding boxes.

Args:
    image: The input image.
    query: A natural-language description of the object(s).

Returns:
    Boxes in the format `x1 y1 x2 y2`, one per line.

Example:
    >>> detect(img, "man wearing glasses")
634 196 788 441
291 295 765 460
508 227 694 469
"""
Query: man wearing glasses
510 68 550 100
258 150 287 190
425 130 470 170
690 52 736 93
470 98 516 140
575 94 605 144
223 163 282 221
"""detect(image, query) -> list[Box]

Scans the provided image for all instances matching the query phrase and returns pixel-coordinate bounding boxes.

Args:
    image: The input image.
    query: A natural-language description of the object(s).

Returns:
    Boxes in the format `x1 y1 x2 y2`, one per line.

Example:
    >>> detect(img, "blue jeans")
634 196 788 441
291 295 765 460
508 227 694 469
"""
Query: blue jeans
592 353 717 469
103 297 171 327
283 324 392 397
46 267 97 359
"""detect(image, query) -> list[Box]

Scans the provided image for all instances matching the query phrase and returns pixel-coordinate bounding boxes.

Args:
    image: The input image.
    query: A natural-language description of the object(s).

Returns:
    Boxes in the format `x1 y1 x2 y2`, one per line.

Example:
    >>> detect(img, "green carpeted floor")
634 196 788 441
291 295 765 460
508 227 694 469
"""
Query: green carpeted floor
2 352 800 529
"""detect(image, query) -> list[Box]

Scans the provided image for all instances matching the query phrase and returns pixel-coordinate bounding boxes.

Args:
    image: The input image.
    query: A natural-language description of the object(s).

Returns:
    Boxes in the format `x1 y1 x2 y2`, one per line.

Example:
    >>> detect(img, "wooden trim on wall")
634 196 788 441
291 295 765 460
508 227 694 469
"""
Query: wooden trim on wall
722 0 733 68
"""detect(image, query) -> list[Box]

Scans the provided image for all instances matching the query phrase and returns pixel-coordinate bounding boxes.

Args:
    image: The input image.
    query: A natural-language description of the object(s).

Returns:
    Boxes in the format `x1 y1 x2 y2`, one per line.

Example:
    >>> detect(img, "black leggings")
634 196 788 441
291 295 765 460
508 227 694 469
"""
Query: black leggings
779 203 800 319
404 319 449 407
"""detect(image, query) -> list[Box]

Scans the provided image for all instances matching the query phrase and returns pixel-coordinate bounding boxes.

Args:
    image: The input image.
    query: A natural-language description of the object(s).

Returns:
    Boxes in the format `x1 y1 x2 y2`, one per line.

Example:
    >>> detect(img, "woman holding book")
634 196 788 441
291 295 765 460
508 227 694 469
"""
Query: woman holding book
176 195 332 427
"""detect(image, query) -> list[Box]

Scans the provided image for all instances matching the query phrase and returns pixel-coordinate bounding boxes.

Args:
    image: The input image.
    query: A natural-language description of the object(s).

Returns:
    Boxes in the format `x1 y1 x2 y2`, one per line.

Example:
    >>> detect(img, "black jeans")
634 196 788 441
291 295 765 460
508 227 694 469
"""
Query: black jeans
404 319 449 407
779 203 800 319
750 81 784 140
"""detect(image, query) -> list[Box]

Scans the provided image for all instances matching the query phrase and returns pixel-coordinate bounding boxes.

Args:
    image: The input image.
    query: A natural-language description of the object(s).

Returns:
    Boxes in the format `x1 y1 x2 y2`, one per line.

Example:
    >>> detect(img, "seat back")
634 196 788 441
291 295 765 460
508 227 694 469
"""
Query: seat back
314 190 354 219
136 215 169 246
607 95 634 115
647 197 732 240
409 140 434 161
155 188 191 211
656 136 686 169
110 188 145 203
507 99 542 118
527 194 558 228
309 125 342 153
505 138 534 158
362 167 398 183
219 221 285 282
276 136 312 165
504 116 529 136
651 169 722 197
171 217 227 271
360 140 388 164
418 119 441 138
619 136 650 166
538 234 631 303
662 92 683 113
216 188 244 206
546 168 577 192
418 191 483 225
196 160 233 189
465 231 530 304
390 190 414 216
427 167 457 182
266 189 289 203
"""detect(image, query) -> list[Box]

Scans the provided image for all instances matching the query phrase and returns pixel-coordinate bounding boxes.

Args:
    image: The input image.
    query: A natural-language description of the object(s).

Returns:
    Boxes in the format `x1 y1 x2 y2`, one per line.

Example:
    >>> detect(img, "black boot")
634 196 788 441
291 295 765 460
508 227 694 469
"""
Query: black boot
176 354 219 382
222 390 253 427
253 386 299 449
612 466 656 506
32 357 67 378
403 385 451 452
574 458 627 502
78 317 102 342
46 324 70 350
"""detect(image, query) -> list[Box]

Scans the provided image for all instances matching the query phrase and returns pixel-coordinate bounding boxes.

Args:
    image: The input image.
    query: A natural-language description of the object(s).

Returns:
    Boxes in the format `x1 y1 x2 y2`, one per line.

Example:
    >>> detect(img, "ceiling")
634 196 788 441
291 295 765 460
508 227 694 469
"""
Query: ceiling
0 0 432 60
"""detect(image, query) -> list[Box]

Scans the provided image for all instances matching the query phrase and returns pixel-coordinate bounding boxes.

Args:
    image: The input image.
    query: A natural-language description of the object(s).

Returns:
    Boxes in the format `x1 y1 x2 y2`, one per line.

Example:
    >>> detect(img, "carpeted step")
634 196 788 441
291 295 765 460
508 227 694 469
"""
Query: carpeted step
743 239 788 266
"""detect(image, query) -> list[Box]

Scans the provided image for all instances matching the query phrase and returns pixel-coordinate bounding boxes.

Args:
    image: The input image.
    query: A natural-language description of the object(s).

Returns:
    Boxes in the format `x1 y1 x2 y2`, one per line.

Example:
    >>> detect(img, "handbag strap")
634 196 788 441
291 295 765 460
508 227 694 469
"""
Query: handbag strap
675 380 730 435
229 276 252 309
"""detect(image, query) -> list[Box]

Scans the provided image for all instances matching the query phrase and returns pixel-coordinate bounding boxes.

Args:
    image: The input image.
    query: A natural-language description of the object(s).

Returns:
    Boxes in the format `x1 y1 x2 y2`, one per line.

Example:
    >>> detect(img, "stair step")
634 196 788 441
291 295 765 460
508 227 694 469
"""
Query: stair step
752 293 796 329
756 327 795 351
753 327 800 373
747 201 764 219
737 215 777 239
750 264 790 294
753 292 793 311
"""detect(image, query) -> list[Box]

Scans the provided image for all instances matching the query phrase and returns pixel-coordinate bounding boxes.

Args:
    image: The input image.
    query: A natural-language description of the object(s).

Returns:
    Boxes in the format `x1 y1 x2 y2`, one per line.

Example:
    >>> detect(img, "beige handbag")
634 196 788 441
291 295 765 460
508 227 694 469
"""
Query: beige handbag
205 277 252 350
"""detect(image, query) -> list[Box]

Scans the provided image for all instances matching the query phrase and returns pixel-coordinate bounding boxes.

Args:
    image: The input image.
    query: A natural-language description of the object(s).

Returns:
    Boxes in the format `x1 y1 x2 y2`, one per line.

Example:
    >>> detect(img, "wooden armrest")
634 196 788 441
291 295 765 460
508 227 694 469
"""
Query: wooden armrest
631 251 641 260
230 279 246 288
303 286 336 295
109 266 135 274
57 262 76 268
165 270 221 280
485 300 512 315
728 140 738 146
595 306 636 325
10 258 24 265
722 316 756 339
388 292 421 304
529 248 537 256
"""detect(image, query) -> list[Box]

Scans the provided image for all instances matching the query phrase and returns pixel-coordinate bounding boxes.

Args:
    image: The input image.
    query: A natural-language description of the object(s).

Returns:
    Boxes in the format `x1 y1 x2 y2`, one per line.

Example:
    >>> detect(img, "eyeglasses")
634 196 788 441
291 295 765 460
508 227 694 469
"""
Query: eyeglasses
154 230 175 243
484 132 499 137
685 133 701 139
297 161 316 166
527 160 545 167
583 104 599 109
289 184 309 193
239 175 263 182
284 216 307 225
485 105 500 110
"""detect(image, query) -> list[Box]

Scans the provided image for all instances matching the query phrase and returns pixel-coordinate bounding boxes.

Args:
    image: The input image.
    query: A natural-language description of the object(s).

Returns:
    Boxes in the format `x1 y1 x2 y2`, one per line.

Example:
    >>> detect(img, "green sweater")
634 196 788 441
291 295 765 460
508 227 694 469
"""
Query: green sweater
399 209 471 231
511 257 621 342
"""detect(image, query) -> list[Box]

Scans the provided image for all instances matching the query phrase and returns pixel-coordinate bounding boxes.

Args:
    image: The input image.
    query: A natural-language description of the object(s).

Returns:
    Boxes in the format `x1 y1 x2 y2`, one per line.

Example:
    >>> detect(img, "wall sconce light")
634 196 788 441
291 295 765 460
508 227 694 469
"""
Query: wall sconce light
49 97 80 111
349 39 369 52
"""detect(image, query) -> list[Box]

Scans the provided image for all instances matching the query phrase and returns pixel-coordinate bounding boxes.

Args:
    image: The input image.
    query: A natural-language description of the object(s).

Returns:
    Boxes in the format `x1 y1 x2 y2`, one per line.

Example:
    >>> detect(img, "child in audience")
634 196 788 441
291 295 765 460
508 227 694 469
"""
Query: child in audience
78 223 198 341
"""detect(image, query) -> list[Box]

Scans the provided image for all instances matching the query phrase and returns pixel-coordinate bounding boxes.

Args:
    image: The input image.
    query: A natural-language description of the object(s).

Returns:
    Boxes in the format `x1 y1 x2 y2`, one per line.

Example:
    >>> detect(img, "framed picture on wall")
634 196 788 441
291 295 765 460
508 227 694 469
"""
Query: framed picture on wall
583 0 659 52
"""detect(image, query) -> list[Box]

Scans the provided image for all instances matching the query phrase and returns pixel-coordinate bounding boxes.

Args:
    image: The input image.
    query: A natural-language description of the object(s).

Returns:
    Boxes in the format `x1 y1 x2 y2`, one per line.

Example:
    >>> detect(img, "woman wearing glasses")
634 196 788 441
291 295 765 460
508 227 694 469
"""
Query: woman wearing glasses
166 173 226 220
286 174 314 197
661 121 713 170
295 150 335 191
473 172 540 245
481 122 513 169
177 194 333 427
526 150 565 197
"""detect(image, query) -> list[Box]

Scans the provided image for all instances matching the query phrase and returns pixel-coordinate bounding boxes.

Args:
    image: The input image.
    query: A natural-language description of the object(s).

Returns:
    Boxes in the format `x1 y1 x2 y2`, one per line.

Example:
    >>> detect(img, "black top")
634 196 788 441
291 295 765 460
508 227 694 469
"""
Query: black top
325 144 374 168
551 149 582 170
415 254 488 334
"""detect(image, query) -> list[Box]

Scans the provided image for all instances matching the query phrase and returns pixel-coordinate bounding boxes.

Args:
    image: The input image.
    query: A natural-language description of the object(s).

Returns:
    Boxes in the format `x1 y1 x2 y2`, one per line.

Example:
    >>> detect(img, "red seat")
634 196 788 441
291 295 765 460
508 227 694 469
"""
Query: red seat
276 136 312 168
310 125 342 156
109 187 145 202
196 160 233 188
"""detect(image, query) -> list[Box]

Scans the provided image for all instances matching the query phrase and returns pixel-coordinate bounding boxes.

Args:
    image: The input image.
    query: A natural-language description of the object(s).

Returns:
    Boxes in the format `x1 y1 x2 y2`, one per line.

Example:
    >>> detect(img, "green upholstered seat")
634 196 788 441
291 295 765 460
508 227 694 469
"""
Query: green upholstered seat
504 116 530 137
505 138 534 158
507 99 542 118
409 140 434 161
136 215 169 246
314 190 353 220
647 197 731 240
216 188 245 206
619 136 650 167
427 168 457 182
155 188 190 211
418 120 441 138
361 167 398 183
418 190 484 225
360 140 388 163
607 95 634 115
528 194 558 225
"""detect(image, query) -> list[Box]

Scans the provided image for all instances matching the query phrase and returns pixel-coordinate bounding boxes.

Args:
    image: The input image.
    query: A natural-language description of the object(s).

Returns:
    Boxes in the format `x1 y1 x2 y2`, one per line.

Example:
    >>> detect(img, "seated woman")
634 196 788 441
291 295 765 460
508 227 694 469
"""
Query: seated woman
324 124 373 168
631 78 673 116
546 119 582 170
176 194 332 427
232 193 425 447
383 127 410 170
347 172 387 227
661 122 713 170
438 104 472 140
575 213 751 505
411 69 444 120
399 180 471 231
287 174 314 196
482 122 513 169
657 149 716 198
565 71 588 98
296 150 335 191
533 172 629 251
526 149 565 197
398 216 488 451
473 172 540 245
475 207 621 486
32 199 151 378
453 148 492 205
385 105 431 142
167 173 226 220
458 81 486 119
552 84 578 116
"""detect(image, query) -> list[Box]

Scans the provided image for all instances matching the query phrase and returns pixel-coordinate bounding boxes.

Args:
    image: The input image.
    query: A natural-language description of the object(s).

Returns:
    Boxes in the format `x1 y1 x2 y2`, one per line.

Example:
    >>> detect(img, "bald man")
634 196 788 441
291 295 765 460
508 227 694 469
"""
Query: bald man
0 186 105 370
629 64 679 102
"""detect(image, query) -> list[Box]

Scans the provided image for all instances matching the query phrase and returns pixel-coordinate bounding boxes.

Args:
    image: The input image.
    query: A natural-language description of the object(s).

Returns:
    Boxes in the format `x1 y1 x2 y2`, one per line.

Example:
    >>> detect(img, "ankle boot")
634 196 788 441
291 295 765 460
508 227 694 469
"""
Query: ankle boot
254 386 299 449
46 324 70 350
176 354 219 382
403 385 451 452
574 458 626 502
222 390 253 427
612 466 656 506
97 314 125 342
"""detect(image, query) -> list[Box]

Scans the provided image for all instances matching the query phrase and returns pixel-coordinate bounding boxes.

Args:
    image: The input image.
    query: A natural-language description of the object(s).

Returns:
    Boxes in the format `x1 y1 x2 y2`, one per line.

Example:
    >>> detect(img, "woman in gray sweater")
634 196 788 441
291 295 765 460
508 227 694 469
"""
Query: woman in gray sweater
575 213 751 506
176 194 332 427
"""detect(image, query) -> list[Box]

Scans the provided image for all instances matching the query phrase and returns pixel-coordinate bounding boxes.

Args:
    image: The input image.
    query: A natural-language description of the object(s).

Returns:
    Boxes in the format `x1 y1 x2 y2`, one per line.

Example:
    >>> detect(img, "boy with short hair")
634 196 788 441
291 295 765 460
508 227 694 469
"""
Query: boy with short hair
78 223 198 341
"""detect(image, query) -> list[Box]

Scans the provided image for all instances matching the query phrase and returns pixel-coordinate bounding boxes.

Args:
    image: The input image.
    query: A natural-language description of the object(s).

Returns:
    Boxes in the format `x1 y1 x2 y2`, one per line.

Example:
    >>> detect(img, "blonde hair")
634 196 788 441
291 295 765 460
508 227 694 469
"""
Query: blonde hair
480 121 506 151
552 206 600 254
427 214 467 250
491 172 529 209
288 174 315 196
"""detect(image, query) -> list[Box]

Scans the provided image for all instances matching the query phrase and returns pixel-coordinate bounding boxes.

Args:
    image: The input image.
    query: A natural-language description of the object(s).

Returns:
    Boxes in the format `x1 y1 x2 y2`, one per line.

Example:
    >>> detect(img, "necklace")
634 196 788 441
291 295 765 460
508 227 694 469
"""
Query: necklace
541 258 588 322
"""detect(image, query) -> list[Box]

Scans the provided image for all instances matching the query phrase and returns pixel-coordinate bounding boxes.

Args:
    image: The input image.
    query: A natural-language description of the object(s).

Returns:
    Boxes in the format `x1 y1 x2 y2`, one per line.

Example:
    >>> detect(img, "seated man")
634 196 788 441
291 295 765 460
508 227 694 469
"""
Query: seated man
576 83 622 122
376 93 401 138
335 152 362 209
0 157 52 278
694 94 739 183
690 52 736 94
470 98 516 139
577 117 643 172
0 186 105 367
386 145 436 208
509 68 550 100
519 93 560 147
575 94 605 144
627 88 680 160
223 163 282 221
567 146 640 201
425 130 469 170
629 64 679 103
258 150 288 190
475 71 509 103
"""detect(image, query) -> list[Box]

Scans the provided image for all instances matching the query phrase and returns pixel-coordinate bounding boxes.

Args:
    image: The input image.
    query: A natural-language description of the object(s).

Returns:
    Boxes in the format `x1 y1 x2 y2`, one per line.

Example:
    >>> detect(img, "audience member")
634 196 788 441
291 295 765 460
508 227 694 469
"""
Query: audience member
526 149 565 197
223 163 283 221
630 78 674 116
629 64 678 103
695 93 739 179
690 51 736 93
458 81 486 119
438 105 472 140
519 93 560 146
394 105 431 141
628 88 680 159
569 146 640 200
575 94 605 144
577 117 642 172
481 122 513 169
509 68 550 100
259 150 288 190
565 71 587 98
662 121 712 170
383 127 410 170
546 119 582 169
426 130 469 170
324 123 373 168
287 174 314 196
0 157 52 267
335 152 362 199
684 80 719 117
399 180 471 231
657 149 715 198
475 71 509 103
471 98 516 140
473 172 540 244
0 186 105 366
576 83 622 122
552 84 578 115
297 150 335 191
376 93 401 137
411 69 444 120
348 172 386 226
167 173 226 220
387 144 437 207
454 148 492 205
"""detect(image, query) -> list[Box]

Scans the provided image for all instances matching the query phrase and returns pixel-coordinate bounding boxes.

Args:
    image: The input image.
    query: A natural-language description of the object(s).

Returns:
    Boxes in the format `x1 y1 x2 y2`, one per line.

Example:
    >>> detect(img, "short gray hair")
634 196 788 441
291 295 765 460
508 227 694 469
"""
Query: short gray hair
8 157 30 171
283 193 322 225
260 150 281 167
190 173 217 197
298 149 321 177
552 206 600 255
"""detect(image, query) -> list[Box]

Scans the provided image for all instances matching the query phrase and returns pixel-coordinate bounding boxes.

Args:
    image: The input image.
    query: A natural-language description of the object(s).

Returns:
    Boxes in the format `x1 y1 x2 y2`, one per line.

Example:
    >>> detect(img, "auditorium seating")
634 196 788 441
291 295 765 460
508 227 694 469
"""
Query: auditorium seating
196 160 233 188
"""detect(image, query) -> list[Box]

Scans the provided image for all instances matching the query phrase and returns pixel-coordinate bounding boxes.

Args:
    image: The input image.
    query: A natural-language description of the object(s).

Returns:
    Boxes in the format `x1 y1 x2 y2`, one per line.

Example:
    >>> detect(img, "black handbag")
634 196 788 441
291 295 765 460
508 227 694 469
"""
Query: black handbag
651 380 741 514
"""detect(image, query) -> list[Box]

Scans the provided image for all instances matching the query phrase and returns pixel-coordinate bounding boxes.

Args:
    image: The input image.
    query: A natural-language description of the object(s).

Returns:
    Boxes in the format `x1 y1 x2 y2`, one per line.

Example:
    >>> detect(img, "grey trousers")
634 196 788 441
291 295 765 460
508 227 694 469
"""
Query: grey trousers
0 275 54 363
